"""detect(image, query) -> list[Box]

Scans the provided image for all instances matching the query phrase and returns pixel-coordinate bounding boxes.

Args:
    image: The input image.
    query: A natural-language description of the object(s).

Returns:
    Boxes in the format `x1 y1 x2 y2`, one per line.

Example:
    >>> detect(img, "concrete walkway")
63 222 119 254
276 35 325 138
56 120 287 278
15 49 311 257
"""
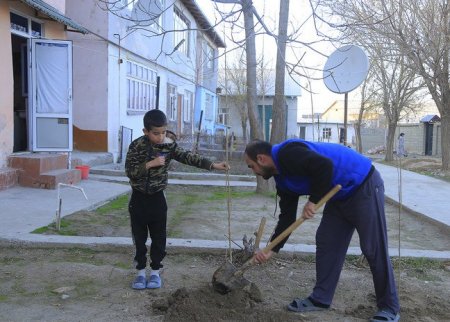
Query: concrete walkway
0 160 449 259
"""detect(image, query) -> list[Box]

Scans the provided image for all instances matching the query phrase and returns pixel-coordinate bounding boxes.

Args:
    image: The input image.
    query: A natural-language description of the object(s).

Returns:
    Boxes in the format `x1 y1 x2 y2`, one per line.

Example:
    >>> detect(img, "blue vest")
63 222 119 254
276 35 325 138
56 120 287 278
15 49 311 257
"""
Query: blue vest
272 139 372 200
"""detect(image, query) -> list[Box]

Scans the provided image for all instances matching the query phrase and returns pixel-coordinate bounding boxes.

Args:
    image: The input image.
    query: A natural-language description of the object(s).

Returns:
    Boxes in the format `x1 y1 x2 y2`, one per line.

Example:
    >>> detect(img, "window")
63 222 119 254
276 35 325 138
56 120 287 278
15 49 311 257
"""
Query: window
151 0 165 32
167 84 177 120
206 43 214 69
173 7 190 56
217 107 229 125
126 61 157 113
323 128 332 139
10 12 42 38
183 90 193 122
126 0 164 31
204 93 214 120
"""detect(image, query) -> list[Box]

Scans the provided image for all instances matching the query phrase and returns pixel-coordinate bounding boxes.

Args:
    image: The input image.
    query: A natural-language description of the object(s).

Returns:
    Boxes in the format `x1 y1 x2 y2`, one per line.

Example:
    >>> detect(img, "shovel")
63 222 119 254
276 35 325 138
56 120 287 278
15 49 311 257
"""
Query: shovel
212 184 342 294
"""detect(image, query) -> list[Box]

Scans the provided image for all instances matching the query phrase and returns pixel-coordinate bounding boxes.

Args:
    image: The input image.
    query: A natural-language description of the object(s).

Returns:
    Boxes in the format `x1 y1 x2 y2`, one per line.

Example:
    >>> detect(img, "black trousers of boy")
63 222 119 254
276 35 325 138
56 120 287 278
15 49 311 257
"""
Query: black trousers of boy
129 189 167 270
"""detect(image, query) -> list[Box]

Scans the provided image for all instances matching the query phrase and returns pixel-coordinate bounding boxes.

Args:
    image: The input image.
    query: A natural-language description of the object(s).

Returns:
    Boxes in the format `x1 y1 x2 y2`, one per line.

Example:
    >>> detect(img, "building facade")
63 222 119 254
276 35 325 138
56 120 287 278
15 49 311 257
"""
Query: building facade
66 0 225 161
0 0 90 189
0 0 224 190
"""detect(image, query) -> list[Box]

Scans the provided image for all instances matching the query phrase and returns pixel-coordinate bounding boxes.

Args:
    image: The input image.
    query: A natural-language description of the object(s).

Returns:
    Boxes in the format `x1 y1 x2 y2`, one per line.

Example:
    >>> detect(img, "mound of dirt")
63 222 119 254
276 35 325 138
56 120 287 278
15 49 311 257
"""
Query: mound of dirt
154 286 302 322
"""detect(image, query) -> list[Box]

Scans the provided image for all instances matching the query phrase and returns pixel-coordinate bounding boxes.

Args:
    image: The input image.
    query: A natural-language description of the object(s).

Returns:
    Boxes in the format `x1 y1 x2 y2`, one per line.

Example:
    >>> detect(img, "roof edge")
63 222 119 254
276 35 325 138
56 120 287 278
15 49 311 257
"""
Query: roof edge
20 0 89 34
180 0 226 48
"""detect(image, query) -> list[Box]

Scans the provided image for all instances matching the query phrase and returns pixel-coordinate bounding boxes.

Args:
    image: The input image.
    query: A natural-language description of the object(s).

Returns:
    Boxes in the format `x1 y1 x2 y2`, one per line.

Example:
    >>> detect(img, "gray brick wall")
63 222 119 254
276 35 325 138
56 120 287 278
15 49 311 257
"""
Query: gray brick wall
360 123 441 156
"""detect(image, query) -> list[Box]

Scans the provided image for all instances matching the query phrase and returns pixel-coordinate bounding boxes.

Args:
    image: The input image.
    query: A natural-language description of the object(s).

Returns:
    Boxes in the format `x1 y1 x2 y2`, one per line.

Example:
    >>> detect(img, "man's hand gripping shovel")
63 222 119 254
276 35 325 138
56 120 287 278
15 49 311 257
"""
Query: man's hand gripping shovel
212 184 342 294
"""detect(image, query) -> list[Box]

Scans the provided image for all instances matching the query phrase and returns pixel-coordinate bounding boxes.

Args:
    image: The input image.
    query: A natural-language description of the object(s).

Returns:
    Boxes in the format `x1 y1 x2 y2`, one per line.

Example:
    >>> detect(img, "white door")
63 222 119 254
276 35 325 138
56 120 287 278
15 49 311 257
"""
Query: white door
30 39 73 152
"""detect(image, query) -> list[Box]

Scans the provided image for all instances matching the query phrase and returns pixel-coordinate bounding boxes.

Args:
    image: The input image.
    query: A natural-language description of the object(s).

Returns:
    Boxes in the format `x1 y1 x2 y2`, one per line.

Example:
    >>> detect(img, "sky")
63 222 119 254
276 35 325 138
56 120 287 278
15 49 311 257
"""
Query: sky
195 0 359 117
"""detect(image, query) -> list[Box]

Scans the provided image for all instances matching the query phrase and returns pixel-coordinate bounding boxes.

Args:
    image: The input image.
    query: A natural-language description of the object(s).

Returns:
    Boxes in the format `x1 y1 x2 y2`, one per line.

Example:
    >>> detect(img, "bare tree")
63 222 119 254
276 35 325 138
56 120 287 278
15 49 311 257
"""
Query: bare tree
270 0 289 144
317 0 450 169
218 52 249 141
102 0 324 191
364 38 424 160
219 50 274 142
354 68 377 153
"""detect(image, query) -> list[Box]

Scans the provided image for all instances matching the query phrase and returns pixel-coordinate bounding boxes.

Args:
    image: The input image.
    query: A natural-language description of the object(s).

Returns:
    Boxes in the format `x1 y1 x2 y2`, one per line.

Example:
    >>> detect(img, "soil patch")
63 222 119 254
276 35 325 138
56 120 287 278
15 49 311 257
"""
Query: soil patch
4 159 450 321
0 244 449 321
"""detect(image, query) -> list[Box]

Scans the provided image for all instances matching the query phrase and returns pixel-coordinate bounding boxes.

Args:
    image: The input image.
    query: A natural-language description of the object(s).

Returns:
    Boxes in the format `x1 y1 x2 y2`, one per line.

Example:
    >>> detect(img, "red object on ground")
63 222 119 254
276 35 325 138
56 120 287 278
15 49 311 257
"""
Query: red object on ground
75 165 90 180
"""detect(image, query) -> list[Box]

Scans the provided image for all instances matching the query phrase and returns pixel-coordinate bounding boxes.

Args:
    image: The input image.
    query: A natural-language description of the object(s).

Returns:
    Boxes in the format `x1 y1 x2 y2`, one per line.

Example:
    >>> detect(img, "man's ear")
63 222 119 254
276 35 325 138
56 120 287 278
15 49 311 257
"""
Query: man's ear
256 154 269 165
143 128 148 134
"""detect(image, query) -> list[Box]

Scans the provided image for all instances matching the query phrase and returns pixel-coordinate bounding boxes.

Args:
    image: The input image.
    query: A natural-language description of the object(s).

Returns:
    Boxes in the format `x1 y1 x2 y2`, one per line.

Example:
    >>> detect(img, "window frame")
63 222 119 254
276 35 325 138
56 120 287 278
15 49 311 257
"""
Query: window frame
206 43 214 69
217 106 229 125
10 10 43 38
126 61 158 114
322 127 332 139
173 6 190 57
183 90 193 122
167 84 177 121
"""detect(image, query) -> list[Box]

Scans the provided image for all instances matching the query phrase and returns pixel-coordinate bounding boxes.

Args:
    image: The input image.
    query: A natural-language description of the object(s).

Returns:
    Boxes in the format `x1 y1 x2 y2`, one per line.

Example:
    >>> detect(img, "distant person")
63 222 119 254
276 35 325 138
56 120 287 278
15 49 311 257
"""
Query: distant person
125 109 228 290
397 133 407 157
244 139 400 322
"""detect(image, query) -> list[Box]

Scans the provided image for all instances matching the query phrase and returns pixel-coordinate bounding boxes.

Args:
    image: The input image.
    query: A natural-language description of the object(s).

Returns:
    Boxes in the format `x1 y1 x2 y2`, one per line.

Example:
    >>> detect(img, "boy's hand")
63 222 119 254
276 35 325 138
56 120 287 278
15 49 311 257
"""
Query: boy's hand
212 161 229 171
146 156 165 169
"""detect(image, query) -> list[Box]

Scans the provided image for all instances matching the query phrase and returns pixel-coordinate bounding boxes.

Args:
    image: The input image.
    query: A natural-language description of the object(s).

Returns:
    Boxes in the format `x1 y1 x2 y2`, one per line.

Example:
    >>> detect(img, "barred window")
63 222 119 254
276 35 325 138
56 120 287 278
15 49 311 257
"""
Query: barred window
323 127 332 139
126 61 157 113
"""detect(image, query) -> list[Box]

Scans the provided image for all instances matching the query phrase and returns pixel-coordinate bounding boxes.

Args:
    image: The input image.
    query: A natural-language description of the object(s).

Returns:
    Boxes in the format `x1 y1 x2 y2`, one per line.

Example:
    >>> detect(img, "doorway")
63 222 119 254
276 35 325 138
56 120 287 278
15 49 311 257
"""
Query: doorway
11 34 28 152
424 123 433 156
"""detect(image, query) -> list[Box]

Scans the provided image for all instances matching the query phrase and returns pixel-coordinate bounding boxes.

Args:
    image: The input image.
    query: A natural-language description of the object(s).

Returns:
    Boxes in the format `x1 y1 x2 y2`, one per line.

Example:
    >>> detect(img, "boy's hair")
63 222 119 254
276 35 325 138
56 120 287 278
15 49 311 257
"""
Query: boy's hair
245 140 272 162
144 109 168 130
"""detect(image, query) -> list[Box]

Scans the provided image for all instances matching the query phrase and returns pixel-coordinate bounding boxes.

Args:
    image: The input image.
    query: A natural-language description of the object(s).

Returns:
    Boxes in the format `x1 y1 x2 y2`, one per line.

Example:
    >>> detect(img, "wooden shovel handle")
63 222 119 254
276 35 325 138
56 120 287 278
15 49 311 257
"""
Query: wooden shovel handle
262 184 342 253
233 184 342 276
254 217 266 249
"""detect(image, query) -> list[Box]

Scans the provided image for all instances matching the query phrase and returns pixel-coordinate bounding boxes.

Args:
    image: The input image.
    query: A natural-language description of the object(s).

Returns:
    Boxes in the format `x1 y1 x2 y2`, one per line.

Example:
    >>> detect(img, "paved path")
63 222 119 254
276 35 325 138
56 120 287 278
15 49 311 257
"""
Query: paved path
0 161 449 259
374 163 450 228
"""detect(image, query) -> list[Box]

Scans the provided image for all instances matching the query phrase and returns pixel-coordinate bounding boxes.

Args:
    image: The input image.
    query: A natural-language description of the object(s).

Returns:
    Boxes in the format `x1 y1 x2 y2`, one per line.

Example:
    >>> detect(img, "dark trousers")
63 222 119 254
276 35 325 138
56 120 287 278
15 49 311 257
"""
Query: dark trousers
311 169 400 313
129 189 167 270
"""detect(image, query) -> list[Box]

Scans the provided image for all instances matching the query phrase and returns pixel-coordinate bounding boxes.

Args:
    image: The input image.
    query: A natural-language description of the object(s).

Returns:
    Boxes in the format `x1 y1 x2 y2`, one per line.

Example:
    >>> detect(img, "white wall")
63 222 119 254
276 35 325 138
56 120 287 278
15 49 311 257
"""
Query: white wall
298 122 356 145
0 2 14 167
67 0 109 134
44 0 64 14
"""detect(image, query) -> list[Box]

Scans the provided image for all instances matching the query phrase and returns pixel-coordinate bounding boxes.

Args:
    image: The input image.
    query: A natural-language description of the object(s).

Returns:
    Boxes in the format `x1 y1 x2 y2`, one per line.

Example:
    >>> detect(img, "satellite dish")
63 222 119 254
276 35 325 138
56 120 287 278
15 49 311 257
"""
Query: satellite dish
323 45 369 94
130 0 164 26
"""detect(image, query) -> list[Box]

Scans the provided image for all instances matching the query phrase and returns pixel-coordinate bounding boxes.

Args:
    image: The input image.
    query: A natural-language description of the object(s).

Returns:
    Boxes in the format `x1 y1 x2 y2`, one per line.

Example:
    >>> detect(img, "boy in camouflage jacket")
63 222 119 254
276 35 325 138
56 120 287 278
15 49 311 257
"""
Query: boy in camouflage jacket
125 109 228 290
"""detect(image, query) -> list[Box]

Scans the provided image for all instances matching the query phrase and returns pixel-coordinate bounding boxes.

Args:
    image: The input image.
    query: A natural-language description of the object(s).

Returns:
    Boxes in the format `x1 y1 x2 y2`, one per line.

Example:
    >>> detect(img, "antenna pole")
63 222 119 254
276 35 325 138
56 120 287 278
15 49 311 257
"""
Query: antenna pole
343 92 348 146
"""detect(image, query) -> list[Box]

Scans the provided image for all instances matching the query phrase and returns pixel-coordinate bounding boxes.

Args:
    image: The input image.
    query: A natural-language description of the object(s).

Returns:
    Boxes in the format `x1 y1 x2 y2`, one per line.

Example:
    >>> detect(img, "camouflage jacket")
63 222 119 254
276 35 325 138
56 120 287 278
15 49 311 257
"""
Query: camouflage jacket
125 135 213 195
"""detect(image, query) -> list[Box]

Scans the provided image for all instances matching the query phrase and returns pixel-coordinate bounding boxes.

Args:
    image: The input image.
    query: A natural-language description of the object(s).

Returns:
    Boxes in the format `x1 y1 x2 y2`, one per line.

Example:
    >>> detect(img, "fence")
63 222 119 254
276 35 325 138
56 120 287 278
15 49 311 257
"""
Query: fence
360 122 441 156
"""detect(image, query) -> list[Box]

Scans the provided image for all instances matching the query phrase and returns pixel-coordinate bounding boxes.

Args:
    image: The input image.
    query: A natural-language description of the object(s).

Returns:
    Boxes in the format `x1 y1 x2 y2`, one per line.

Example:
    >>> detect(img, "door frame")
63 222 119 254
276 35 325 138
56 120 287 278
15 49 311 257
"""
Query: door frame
29 38 73 152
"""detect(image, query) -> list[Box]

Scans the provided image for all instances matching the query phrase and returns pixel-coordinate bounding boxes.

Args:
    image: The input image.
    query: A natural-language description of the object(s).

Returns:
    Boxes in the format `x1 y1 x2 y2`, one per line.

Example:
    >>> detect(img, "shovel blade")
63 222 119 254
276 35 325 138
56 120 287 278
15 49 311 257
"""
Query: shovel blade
212 261 251 294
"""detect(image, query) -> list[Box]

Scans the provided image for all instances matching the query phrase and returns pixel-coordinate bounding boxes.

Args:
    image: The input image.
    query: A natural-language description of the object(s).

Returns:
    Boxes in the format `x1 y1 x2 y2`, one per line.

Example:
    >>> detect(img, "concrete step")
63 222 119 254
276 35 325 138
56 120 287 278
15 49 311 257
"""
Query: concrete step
8 153 82 189
0 168 18 190
9 153 67 177
27 169 82 189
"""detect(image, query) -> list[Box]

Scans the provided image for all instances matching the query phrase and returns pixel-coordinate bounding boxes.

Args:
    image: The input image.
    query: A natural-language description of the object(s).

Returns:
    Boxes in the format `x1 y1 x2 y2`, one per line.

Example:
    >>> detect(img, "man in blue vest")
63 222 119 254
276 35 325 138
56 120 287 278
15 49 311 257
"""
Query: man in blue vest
244 139 400 322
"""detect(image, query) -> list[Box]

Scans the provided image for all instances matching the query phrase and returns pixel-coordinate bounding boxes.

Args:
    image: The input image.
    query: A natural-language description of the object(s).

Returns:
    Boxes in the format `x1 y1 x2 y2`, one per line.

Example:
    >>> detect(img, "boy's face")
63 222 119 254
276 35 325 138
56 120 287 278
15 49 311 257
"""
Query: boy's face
143 126 167 145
